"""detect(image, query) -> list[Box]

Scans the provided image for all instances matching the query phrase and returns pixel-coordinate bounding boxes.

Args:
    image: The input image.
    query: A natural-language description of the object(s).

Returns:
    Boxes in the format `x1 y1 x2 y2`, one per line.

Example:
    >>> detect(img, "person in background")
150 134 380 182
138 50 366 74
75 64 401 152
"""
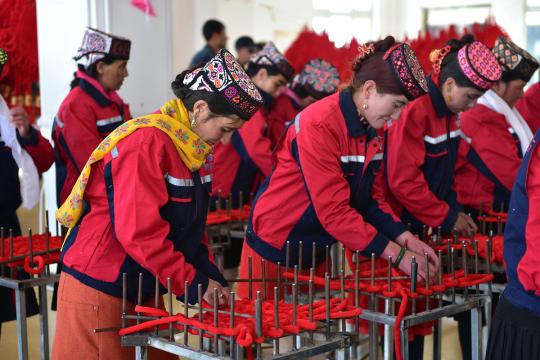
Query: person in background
237 37 437 314
384 35 502 359
52 49 263 360
235 35 257 67
267 58 341 146
52 27 131 209
190 19 227 67
486 125 540 360
212 41 294 208
0 47 54 335
454 36 539 216
516 67 540 133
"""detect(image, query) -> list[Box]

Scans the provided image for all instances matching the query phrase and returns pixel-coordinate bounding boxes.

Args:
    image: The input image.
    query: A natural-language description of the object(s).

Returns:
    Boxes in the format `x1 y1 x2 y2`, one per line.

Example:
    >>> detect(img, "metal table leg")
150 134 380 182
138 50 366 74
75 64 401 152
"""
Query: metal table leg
471 306 482 360
15 287 29 360
39 284 50 360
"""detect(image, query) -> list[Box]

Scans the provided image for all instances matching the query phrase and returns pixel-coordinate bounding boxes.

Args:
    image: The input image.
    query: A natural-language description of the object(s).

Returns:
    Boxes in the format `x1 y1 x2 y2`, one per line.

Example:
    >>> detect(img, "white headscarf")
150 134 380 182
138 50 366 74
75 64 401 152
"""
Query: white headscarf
0 95 39 209
477 89 533 155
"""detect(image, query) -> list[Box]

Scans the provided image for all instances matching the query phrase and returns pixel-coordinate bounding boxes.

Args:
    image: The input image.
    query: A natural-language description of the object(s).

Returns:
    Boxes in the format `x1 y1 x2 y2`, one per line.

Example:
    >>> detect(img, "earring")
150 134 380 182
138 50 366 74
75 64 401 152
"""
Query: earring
190 116 198 128
445 95 452 103
362 103 368 110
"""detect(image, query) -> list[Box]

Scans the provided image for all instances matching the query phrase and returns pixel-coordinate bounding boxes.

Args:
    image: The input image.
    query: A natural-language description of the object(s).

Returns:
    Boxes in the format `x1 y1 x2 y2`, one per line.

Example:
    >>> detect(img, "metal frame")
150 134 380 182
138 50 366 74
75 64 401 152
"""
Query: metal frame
0 273 60 360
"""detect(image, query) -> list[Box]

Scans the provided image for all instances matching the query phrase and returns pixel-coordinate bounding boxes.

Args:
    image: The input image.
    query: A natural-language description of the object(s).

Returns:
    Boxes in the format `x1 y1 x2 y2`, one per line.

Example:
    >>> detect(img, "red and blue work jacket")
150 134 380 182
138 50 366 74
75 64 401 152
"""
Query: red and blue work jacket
503 129 540 316
454 104 523 212
246 90 405 268
385 77 463 235
52 78 131 206
60 127 225 304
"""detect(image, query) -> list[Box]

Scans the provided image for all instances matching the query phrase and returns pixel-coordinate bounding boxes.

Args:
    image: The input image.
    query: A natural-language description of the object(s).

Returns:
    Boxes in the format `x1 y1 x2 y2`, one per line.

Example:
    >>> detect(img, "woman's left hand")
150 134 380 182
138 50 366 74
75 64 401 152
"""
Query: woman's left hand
396 231 439 268
10 106 31 137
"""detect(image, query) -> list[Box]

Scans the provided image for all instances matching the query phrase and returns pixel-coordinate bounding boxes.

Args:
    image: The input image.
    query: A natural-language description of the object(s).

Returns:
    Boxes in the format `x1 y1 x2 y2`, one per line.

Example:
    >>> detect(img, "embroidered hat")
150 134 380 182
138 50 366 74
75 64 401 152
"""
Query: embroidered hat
74 27 131 69
457 41 501 90
383 43 429 100
183 49 264 120
492 36 539 82
249 42 295 81
0 48 7 75
293 58 340 99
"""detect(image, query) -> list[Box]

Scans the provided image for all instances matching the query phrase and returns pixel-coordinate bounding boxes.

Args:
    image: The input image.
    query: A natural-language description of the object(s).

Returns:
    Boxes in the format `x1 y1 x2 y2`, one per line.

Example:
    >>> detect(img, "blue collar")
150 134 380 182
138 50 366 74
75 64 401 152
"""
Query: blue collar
79 79 112 108
339 90 376 139
427 77 453 118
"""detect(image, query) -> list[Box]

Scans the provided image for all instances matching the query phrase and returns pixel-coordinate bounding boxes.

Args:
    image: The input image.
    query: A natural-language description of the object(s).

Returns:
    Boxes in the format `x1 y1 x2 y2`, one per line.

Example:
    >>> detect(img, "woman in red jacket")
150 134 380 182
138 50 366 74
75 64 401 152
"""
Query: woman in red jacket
516 79 540 133
212 41 294 208
238 36 437 300
0 47 55 335
52 27 132 207
455 36 539 215
384 35 502 360
267 58 341 146
52 49 263 360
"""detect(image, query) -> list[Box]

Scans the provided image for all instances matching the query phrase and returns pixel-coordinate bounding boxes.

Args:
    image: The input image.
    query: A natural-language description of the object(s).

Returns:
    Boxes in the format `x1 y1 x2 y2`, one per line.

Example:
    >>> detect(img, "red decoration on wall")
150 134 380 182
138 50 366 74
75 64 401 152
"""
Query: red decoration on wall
285 18 507 85
0 0 40 122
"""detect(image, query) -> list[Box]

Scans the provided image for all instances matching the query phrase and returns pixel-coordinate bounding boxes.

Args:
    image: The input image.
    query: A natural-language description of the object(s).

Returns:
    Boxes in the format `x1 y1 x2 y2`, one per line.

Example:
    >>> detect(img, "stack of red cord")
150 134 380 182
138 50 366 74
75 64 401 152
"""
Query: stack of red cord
433 234 504 265
206 205 251 226
476 210 508 224
0 234 63 274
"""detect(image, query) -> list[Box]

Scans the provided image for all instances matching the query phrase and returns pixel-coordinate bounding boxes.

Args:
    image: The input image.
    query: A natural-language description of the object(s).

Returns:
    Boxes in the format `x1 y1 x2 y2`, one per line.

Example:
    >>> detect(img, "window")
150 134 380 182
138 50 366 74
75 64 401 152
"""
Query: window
423 4 491 33
311 0 373 47
526 0 540 83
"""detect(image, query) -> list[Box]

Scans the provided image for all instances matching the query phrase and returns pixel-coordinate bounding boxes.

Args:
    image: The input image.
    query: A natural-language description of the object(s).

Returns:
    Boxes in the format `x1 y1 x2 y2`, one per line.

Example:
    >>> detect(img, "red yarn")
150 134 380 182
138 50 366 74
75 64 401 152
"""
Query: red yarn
0 234 62 272
23 255 44 275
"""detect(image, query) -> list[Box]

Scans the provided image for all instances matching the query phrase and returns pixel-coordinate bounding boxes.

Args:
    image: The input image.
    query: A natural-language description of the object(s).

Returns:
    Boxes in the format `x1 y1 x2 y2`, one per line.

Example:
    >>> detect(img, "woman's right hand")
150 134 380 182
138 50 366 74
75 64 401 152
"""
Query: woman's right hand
397 249 438 285
453 212 478 235
202 279 230 307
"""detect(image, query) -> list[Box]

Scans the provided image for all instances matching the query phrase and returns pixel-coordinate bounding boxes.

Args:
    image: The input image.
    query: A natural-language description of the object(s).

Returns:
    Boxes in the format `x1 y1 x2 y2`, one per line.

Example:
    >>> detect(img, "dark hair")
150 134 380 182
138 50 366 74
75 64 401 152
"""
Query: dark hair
235 36 256 52
500 71 523 83
439 34 481 90
245 62 282 78
349 36 402 95
171 69 237 117
69 55 119 89
202 20 225 41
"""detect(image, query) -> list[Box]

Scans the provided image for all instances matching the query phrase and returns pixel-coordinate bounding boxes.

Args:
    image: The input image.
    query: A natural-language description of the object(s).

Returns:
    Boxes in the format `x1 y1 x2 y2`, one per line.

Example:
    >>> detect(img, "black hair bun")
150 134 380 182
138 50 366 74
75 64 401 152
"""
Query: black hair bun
447 34 475 52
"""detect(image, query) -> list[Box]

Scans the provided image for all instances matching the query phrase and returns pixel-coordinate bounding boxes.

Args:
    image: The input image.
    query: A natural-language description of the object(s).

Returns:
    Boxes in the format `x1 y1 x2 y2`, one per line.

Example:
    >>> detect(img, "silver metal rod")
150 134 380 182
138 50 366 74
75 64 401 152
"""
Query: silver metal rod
255 291 263 359
325 272 330 340
213 288 218 352
167 277 173 341
122 273 127 329
292 283 298 351
39 282 49 360
137 273 143 325
425 252 430 312
369 252 378 360
312 242 316 271
298 241 303 271
184 281 189 345
198 284 203 350
261 258 266 300
15 287 28 360
384 256 394 360
248 256 253 300
273 287 280 355
230 292 236 358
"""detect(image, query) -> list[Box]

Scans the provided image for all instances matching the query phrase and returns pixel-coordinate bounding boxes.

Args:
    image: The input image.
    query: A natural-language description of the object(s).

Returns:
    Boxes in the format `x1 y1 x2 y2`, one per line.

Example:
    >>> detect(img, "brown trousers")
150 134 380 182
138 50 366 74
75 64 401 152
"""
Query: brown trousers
52 272 177 360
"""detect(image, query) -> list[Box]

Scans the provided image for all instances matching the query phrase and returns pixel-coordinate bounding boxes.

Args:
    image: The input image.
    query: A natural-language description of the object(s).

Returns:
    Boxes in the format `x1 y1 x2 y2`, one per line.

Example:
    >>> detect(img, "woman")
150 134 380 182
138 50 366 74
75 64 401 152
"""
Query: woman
516 72 540 133
384 35 502 360
52 27 132 207
52 49 263 360
212 41 294 208
486 128 540 360
267 58 341 146
0 47 55 334
385 35 501 237
237 37 438 301
455 36 539 215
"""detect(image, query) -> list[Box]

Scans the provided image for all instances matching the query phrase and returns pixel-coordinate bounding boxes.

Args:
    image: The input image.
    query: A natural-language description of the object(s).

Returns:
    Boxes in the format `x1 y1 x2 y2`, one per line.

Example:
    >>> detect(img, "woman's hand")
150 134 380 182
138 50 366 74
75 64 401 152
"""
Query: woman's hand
453 212 478 235
10 106 31 137
382 240 438 285
396 231 439 269
203 279 230 307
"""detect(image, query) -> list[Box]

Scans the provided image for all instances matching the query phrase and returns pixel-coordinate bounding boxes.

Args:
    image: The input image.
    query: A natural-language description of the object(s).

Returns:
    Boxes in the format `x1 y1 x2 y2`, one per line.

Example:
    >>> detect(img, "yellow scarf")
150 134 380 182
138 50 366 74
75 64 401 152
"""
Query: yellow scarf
56 98 211 229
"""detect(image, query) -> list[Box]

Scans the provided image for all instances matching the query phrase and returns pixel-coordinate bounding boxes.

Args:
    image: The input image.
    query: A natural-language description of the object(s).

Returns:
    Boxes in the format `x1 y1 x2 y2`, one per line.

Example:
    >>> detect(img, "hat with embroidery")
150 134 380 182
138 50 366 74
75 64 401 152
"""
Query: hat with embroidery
249 41 295 81
293 58 340 100
182 49 264 120
457 41 501 90
0 48 7 76
74 27 131 69
492 36 539 82
382 43 429 100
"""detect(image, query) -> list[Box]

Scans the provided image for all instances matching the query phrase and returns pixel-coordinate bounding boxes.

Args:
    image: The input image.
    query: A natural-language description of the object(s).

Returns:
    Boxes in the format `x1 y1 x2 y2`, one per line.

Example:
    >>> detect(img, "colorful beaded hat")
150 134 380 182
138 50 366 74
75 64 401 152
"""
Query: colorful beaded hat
0 48 7 75
294 58 341 99
74 27 131 69
457 41 501 90
492 36 539 82
249 42 295 81
183 49 264 120
383 43 429 100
